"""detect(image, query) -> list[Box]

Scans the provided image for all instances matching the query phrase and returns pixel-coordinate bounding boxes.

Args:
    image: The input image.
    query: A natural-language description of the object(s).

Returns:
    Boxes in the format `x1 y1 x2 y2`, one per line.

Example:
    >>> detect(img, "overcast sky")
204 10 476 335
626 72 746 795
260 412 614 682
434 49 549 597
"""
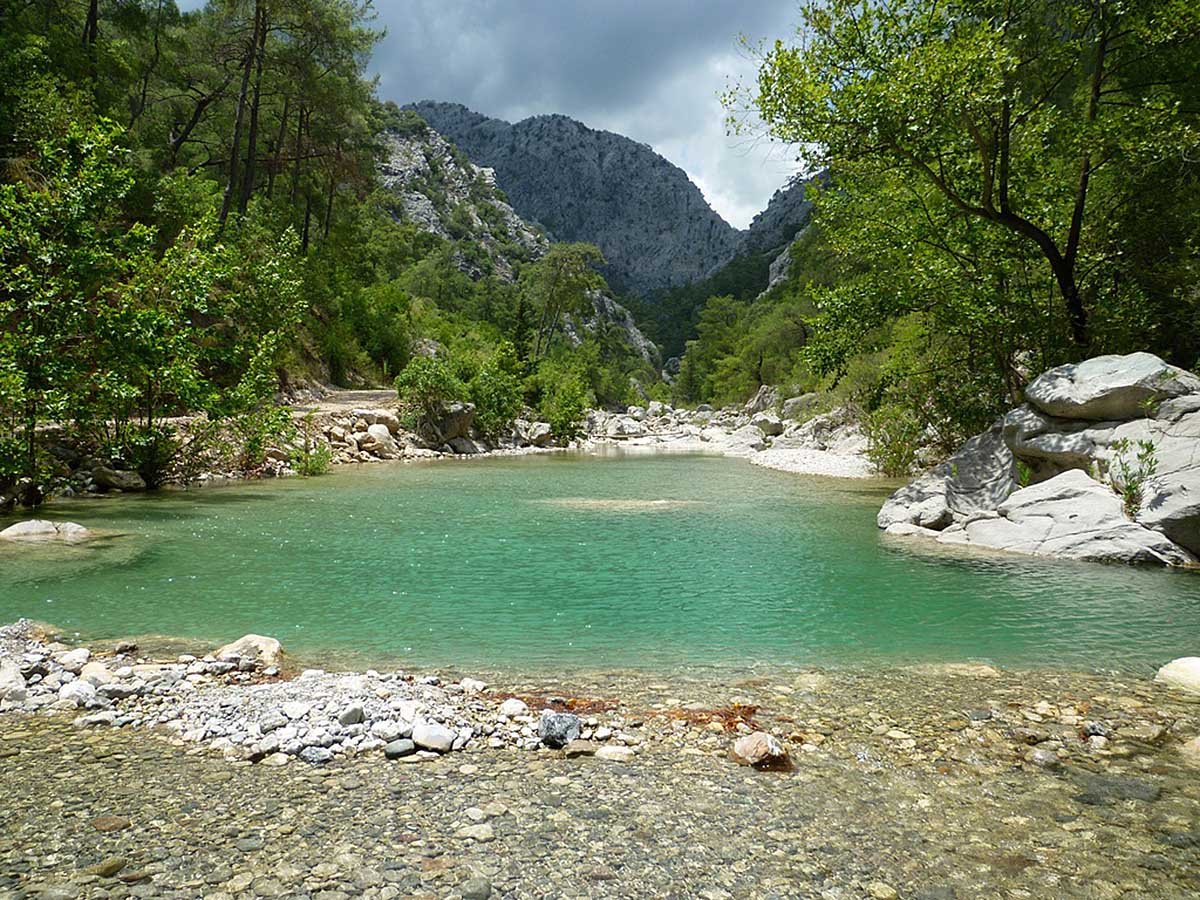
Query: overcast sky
181 1 803 228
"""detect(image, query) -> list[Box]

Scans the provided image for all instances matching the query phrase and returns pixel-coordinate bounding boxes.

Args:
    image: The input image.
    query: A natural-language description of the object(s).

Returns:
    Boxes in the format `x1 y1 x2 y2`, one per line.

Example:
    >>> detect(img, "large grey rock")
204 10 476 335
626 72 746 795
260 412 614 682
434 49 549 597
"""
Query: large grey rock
750 412 784 437
1025 352 1200 421
780 393 820 421
538 710 582 748
362 423 400 458
0 659 26 702
934 470 1194 566
701 424 767 457
412 721 456 752
435 402 476 442
1003 398 1200 554
92 466 146 492
214 634 282 668
743 385 779 415
0 519 91 542
878 422 1016 530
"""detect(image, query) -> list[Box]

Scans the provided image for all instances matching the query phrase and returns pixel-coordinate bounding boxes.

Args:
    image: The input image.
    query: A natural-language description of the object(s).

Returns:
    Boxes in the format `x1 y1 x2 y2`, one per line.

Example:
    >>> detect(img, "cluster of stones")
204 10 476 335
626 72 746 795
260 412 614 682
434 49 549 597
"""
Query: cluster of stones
582 389 874 477
310 406 556 467
0 622 646 768
881 352 1200 565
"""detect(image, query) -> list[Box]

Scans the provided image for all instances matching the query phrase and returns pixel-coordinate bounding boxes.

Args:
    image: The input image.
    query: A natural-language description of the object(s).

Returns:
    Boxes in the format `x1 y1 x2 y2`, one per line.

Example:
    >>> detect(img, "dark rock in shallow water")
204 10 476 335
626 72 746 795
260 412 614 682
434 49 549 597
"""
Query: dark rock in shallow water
1072 773 1161 805
538 711 582 748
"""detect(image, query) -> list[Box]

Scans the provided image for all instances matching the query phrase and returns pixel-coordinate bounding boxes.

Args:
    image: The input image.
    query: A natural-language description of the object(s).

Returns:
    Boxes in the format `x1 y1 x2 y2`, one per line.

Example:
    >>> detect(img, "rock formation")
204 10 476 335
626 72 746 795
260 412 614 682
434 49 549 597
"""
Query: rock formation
406 101 741 295
880 353 1200 566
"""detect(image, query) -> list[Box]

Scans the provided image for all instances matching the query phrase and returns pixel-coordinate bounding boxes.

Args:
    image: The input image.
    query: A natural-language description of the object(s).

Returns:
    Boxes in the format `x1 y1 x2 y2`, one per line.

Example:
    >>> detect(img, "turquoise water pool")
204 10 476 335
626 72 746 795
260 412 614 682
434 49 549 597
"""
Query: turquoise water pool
2 454 1198 673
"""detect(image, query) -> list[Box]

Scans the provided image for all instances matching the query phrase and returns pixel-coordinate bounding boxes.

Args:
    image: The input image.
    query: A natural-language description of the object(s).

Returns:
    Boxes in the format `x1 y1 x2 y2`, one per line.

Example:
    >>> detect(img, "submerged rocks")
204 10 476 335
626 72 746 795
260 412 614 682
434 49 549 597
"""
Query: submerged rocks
732 732 790 769
881 352 1200 566
1155 658 1200 695
0 519 91 542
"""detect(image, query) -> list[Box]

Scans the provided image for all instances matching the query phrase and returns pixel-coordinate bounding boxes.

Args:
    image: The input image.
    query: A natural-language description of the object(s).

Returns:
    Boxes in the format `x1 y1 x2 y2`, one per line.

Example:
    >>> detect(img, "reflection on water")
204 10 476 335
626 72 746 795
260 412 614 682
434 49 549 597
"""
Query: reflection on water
1 453 1198 674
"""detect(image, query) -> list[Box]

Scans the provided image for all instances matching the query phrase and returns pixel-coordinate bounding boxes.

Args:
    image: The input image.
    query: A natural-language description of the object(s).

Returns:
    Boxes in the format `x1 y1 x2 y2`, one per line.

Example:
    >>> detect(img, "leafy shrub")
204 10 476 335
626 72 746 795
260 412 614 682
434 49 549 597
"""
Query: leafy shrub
291 412 333 476
469 363 523 439
864 403 923 477
395 356 466 437
540 376 591 443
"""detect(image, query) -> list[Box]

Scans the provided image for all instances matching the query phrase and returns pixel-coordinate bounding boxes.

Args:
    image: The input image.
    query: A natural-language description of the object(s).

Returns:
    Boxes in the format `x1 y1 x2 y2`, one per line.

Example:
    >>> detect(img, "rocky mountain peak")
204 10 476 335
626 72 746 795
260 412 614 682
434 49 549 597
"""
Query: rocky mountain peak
407 101 742 296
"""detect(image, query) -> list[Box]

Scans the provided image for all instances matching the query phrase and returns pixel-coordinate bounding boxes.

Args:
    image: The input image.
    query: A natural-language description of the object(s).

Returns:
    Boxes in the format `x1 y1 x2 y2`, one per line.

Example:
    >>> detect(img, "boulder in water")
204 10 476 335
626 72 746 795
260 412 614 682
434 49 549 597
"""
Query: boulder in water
0 520 91 542
1155 657 1200 695
92 466 146 492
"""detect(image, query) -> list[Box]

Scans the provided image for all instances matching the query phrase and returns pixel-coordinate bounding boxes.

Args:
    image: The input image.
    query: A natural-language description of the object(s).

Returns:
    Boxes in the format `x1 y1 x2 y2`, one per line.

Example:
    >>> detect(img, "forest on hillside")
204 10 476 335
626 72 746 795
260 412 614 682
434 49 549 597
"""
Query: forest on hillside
672 0 1200 471
0 0 656 506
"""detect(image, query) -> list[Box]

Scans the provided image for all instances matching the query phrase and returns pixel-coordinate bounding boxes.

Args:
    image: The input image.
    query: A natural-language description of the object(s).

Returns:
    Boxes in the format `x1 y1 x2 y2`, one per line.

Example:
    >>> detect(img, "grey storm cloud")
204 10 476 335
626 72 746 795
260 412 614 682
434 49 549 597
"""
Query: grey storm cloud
179 0 806 227
371 0 803 229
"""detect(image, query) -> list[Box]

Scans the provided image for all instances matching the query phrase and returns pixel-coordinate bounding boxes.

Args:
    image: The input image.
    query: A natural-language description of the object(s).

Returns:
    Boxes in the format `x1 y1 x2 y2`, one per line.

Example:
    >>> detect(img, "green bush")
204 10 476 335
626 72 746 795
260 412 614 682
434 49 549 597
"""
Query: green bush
291 413 333 476
469 365 523 439
541 376 591 443
395 356 466 438
864 403 924 477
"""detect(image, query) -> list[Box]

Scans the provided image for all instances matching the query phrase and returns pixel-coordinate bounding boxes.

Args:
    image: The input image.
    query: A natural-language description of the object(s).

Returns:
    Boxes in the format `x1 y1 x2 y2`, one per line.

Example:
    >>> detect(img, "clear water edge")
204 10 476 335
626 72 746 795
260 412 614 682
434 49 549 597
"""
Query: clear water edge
2 452 1198 679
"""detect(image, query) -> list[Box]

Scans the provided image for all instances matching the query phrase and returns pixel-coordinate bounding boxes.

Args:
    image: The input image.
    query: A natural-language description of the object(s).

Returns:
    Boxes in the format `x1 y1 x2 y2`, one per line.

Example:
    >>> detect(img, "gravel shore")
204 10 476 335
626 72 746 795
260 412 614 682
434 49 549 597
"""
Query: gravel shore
3 622 1199 898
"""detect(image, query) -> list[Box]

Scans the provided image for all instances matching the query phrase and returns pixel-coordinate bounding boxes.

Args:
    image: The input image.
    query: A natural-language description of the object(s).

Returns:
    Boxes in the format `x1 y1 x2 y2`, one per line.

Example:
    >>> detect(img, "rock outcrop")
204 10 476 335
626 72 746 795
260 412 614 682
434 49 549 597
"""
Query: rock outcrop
407 101 741 295
379 119 546 282
880 353 1200 566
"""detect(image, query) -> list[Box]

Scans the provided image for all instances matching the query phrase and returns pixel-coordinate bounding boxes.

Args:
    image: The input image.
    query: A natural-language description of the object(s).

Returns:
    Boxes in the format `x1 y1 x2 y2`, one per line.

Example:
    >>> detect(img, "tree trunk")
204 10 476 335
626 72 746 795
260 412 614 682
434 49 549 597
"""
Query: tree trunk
238 1 269 215
300 191 312 254
218 1 261 227
266 96 289 198
289 104 306 202
81 0 98 46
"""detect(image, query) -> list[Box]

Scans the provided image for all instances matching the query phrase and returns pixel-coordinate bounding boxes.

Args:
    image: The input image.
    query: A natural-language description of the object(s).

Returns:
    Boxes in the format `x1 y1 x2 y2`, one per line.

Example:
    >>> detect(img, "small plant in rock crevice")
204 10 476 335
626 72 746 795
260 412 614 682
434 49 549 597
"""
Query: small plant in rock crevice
1105 438 1159 519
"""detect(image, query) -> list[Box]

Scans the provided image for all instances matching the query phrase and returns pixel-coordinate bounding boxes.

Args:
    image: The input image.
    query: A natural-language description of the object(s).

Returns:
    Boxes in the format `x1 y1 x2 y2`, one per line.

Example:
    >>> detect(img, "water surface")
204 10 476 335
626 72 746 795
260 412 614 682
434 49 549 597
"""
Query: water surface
2 454 1198 674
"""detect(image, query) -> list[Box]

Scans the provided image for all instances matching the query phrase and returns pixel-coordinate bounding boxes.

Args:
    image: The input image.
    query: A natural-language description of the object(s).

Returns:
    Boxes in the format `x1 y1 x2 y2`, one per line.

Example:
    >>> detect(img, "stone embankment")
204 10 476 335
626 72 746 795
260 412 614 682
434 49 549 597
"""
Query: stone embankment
880 353 1200 566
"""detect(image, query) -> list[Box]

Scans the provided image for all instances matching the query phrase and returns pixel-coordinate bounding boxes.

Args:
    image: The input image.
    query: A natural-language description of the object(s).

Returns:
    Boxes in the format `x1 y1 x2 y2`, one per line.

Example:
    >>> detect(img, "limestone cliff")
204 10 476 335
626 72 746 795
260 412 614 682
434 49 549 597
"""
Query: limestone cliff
406 101 742 296
379 118 546 281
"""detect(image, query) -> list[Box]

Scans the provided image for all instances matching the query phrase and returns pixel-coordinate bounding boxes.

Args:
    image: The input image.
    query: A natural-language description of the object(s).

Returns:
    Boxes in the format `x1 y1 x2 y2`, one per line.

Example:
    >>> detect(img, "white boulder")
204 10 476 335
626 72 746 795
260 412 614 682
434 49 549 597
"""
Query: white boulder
0 659 26 702
1025 352 1200 421
214 634 283 668
934 470 1194 566
0 520 91 542
1154 657 1200 695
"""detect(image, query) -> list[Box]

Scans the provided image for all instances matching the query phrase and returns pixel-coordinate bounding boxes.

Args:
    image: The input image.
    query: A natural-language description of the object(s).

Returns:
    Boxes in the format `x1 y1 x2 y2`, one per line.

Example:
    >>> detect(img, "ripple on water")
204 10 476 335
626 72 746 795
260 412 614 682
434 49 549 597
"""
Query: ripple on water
1 453 1198 673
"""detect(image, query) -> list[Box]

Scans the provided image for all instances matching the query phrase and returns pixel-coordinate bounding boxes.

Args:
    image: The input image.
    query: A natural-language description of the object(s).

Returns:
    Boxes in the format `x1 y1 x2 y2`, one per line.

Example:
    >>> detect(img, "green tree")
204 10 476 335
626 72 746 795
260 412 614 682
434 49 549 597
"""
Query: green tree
520 242 605 360
744 0 1200 346
0 121 149 494
394 356 467 438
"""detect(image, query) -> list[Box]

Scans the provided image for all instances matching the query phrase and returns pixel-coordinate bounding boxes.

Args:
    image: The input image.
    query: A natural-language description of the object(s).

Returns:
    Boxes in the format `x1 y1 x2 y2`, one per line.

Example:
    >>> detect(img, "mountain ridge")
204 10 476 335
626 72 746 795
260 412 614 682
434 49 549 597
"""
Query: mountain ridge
407 101 743 297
